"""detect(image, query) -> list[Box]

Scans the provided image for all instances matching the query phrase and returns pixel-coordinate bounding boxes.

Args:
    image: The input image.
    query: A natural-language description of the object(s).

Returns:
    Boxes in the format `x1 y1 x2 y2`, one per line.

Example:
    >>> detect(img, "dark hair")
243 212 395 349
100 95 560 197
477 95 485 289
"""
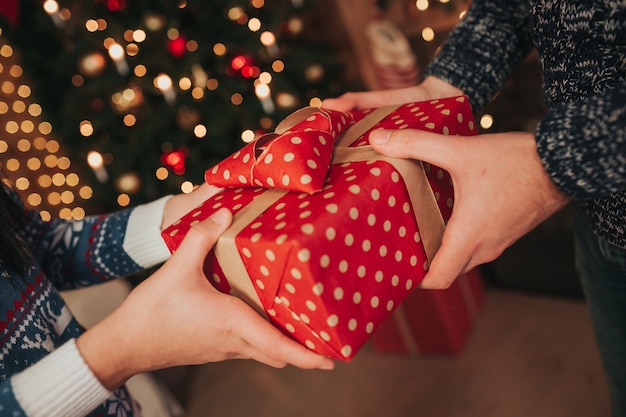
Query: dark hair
0 181 33 276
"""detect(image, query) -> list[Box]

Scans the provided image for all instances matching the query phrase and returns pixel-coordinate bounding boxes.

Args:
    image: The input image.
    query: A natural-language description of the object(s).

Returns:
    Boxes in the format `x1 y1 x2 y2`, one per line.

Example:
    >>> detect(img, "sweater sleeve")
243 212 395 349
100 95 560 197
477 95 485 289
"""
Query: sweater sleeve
424 0 533 112
27 195 173 291
536 81 626 198
1 339 111 417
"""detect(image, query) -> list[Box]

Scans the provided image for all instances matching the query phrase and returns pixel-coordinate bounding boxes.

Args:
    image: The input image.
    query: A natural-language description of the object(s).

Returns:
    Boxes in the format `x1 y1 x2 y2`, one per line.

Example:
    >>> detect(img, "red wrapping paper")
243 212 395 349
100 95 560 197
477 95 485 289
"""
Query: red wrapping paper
371 267 485 356
162 96 477 360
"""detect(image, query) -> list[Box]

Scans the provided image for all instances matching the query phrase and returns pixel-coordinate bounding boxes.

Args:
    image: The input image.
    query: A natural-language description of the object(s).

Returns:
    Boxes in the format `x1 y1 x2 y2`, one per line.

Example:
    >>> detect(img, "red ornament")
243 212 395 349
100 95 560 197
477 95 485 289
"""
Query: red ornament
167 35 187 58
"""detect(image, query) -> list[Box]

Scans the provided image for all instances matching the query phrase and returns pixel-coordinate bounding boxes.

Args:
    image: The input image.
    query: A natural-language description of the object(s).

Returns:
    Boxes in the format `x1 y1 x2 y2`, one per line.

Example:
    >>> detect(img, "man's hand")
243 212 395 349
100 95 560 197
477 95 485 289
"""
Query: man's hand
321 76 464 111
370 128 571 289
78 208 334 390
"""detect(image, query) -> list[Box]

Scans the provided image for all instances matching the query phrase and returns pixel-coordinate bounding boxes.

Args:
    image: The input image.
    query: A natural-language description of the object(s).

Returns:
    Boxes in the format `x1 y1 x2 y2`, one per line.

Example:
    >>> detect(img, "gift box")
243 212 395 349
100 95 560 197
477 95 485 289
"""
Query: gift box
371 267 485 356
162 96 477 360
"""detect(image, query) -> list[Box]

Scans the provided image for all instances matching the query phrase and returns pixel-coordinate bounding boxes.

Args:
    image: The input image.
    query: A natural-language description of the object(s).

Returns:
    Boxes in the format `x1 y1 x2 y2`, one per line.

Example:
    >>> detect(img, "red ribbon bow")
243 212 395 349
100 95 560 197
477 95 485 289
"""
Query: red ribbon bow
205 107 353 194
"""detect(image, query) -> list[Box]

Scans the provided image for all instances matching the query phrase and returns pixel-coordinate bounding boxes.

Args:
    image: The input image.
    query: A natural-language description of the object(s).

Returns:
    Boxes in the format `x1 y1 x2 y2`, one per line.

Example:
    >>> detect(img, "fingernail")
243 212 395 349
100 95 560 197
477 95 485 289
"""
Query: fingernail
370 129 390 145
210 208 231 225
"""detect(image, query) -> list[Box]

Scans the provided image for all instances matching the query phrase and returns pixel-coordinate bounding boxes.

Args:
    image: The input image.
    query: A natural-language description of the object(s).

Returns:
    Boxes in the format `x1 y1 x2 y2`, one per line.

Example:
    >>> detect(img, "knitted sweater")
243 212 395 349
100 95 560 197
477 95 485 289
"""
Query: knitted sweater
0 187 172 417
425 0 626 248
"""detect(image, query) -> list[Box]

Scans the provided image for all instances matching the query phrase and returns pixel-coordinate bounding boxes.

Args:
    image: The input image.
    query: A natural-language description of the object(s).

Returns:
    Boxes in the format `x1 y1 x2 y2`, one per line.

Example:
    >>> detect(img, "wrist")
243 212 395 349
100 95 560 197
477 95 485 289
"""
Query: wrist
421 76 465 100
76 309 141 391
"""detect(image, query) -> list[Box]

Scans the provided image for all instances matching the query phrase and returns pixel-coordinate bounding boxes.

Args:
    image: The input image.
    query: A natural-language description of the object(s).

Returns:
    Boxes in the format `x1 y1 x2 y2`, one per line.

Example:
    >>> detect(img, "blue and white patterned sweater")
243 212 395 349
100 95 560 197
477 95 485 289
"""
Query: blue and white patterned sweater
425 0 626 248
0 187 172 417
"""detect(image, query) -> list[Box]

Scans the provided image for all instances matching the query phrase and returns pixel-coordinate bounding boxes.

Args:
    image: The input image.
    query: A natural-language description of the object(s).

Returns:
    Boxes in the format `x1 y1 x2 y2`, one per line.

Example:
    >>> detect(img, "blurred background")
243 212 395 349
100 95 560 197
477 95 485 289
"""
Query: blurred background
0 0 606 416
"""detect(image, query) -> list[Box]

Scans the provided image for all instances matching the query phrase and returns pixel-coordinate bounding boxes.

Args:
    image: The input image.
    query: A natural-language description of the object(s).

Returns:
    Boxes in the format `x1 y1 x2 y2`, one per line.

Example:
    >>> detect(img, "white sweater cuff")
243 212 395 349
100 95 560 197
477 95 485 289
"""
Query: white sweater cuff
11 339 112 417
123 195 173 268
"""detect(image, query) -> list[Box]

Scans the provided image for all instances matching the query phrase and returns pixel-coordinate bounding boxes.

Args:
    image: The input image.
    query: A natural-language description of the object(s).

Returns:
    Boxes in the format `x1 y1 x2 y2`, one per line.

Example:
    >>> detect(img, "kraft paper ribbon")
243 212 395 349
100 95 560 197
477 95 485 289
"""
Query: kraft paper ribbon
213 105 445 317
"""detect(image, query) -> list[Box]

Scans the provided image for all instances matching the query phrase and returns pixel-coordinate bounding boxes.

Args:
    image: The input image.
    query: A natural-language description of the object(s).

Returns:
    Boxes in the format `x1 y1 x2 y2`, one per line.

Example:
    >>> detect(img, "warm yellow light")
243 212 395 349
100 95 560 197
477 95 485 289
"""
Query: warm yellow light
258 72 272 84
12 100 25 113
155 73 173 90
38 121 52 135
15 177 30 191
5 120 18 134
480 113 494 129
38 174 52 188
17 138 31 152
206 79 219 90
416 0 429 10
27 193 42 207
255 83 270 99
27 157 41 170
231 93 243 105
134 65 147 77
260 31 276 46
155 167 169 180
248 18 261 32
422 27 435 41
309 97 322 107
272 60 285 72
0 44 14 58
180 181 194 194
123 114 136 126
79 120 94 137
194 124 207 138
43 0 59 15
28 103 42 117
72 207 86 220
179 77 192 90
57 156 71 170
213 43 226 56
87 151 104 168
6 158 19 171
241 129 255 143
108 43 124 60
66 173 79 186
79 186 93 199
52 173 65 186
117 193 131 207
85 19 98 32
44 154 58 168
133 29 147 42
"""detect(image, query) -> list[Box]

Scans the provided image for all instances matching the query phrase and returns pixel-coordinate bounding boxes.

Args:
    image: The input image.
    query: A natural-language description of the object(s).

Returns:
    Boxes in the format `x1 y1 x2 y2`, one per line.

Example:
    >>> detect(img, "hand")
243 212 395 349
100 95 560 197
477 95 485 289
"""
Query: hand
161 182 221 230
369 129 571 289
77 208 334 390
321 76 464 111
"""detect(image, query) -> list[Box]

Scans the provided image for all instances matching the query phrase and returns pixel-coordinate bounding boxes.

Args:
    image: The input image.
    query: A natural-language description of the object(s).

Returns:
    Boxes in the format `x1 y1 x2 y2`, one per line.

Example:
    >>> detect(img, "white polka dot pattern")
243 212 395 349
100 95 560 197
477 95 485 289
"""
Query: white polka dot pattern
204 107 353 194
162 96 477 360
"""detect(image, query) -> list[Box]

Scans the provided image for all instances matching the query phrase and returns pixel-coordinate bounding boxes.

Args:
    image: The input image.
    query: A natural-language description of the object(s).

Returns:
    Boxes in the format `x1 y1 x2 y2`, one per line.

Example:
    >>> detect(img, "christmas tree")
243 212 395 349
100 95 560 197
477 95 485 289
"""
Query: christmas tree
1 0 353 212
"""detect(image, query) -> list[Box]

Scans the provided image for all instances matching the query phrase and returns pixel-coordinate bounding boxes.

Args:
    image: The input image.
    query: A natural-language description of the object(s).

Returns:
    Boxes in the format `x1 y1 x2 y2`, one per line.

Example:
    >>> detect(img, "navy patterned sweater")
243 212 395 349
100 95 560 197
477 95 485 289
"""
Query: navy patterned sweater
0 187 171 416
425 0 626 248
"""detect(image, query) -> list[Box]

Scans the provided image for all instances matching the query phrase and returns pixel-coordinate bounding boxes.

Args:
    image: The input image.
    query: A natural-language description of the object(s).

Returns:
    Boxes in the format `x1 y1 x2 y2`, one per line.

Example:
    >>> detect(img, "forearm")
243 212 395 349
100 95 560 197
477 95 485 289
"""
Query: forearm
536 82 626 199
424 0 533 112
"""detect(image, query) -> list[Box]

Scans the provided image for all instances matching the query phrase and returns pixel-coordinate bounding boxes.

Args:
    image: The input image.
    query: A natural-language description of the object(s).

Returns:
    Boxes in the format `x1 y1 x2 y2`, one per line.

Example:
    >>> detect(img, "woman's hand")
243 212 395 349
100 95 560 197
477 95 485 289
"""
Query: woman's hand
161 182 221 230
77 208 334 390
369 128 571 289
321 76 464 111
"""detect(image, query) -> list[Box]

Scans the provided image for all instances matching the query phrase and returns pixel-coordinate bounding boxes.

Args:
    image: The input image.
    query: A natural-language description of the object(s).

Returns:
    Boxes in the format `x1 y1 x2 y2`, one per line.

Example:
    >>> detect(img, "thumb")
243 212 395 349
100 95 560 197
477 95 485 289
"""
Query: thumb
369 128 461 171
174 208 232 264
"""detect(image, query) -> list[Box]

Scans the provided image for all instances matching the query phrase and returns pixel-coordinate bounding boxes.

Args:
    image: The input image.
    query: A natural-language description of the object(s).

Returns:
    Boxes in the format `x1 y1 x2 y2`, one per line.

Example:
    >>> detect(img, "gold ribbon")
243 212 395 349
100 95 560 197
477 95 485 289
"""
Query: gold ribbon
214 105 445 317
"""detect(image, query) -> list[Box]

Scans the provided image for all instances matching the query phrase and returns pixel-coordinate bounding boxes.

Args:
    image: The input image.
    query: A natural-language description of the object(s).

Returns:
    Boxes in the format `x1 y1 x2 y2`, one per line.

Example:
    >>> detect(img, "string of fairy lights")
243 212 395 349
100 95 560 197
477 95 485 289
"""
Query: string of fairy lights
0 32 93 221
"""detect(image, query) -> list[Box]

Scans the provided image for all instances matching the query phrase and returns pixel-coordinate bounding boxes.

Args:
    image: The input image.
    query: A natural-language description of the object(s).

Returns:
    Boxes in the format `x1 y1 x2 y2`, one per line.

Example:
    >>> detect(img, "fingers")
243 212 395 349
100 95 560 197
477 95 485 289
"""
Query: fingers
227 300 334 370
419 223 474 289
174 208 232 265
369 128 462 172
